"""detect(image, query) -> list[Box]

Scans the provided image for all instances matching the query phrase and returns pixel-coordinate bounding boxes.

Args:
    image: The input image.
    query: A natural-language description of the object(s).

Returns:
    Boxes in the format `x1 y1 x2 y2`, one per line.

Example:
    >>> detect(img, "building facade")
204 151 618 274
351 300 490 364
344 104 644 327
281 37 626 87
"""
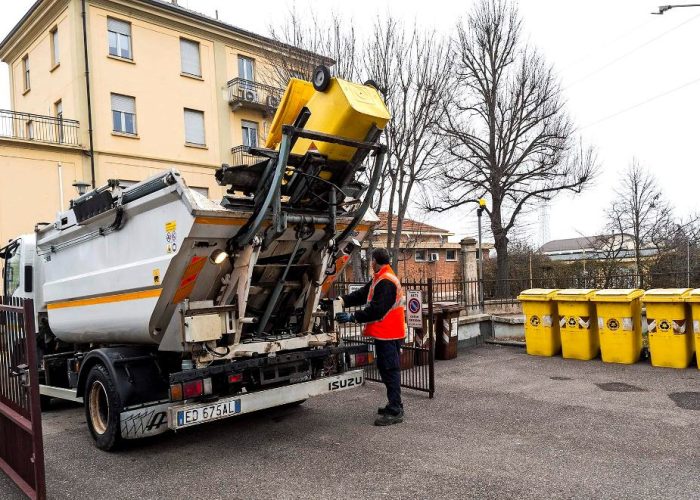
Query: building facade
0 0 319 246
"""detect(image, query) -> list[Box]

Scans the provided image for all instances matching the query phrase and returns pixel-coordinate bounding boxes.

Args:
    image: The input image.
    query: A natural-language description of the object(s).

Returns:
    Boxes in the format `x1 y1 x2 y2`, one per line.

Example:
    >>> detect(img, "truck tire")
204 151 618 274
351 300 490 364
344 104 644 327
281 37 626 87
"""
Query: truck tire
84 364 123 451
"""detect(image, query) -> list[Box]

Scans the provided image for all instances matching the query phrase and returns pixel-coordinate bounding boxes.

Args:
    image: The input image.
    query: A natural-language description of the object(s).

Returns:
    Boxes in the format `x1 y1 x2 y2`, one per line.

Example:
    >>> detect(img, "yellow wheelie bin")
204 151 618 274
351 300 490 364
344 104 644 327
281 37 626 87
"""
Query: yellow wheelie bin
642 289 694 369
683 289 700 369
518 289 560 356
592 289 644 365
554 289 599 360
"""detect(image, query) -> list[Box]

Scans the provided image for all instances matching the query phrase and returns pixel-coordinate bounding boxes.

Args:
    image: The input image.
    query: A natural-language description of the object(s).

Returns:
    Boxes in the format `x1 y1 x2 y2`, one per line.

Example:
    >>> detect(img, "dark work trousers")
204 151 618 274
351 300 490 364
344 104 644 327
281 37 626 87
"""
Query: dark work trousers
374 339 403 413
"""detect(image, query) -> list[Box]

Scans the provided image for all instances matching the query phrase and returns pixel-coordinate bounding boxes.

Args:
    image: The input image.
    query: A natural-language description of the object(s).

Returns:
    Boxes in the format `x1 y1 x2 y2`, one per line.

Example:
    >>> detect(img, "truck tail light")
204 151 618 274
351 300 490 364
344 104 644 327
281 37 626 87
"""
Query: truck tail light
170 383 183 401
228 373 243 384
183 379 203 399
350 352 374 368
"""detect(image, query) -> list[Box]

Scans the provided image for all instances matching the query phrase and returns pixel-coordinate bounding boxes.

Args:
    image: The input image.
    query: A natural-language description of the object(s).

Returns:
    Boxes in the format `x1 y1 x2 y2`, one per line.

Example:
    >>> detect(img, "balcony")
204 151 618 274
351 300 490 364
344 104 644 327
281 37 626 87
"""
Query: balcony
227 78 283 116
0 109 80 147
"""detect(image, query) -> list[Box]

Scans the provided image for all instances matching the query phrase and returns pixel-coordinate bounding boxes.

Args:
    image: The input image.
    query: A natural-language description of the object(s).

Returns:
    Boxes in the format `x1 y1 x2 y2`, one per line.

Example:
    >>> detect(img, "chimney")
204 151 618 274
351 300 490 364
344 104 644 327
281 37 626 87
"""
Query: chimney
172 0 178 5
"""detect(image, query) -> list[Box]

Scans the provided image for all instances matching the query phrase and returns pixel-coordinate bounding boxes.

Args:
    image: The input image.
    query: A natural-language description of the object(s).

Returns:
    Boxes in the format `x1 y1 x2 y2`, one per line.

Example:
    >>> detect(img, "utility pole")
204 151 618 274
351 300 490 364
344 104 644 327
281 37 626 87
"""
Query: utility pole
477 198 486 311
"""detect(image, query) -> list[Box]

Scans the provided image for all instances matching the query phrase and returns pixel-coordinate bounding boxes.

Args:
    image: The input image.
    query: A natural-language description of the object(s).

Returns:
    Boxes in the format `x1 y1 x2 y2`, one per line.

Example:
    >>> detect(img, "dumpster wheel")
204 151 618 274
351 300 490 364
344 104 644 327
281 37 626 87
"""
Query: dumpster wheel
313 65 331 91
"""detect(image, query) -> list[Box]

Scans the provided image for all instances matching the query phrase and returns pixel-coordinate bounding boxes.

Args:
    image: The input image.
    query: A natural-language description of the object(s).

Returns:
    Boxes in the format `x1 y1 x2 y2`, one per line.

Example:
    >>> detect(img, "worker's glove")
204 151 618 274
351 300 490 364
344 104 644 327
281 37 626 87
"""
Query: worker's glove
319 298 333 311
335 312 355 324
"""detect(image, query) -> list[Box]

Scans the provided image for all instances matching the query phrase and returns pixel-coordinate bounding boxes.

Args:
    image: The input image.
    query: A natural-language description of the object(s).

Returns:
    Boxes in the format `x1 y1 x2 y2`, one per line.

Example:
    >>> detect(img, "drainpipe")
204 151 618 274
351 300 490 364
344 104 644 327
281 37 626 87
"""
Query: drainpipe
81 0 96 188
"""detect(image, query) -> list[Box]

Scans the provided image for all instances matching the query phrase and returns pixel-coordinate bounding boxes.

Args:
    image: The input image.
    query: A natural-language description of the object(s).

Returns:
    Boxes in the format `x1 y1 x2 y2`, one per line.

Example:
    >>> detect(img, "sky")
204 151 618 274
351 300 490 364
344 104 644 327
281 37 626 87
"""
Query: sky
1 0 698 246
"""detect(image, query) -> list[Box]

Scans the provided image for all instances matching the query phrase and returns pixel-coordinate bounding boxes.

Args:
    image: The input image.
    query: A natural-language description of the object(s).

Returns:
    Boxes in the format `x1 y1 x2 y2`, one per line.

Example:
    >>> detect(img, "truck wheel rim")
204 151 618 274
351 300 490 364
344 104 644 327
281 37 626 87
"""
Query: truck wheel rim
89 381 109 435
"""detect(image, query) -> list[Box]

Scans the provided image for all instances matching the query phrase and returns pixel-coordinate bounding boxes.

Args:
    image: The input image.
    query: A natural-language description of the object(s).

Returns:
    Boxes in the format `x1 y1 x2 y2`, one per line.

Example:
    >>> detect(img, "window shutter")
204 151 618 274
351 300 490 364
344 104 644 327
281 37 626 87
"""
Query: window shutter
52 30 59 64
180 39 201 76
111 94 135 114
184 109 205 145
108 18 131 36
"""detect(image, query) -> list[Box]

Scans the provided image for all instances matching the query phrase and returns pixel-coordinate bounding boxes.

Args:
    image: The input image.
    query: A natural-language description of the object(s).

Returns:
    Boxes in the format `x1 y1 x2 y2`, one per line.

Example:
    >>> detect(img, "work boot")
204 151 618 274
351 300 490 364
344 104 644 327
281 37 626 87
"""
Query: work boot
377 404 403 415
374 408 404 426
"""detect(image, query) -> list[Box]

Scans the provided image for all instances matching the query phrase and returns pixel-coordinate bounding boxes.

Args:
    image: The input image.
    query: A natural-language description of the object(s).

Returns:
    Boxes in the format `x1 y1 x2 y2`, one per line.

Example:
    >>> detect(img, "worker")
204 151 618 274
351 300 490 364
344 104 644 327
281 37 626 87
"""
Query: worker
335 248 406 426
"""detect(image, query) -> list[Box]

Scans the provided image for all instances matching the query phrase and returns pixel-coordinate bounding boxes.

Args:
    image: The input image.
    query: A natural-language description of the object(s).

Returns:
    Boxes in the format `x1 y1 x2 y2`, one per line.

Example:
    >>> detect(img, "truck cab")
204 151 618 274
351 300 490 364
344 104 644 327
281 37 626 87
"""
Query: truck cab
1 234 36 301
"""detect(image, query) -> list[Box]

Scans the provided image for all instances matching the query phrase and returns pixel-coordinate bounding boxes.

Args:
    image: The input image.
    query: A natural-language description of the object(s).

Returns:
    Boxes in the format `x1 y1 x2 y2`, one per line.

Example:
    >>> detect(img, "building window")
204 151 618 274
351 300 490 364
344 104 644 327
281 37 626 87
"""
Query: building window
184 109 205 146
50 27 59 66
446 249 457 261
108 18 132 59
238 56 255 82
55 100 63 142
180 38 201 77
111 93 137 135
241 120 258 148
415 250 426 262
22 55 30 91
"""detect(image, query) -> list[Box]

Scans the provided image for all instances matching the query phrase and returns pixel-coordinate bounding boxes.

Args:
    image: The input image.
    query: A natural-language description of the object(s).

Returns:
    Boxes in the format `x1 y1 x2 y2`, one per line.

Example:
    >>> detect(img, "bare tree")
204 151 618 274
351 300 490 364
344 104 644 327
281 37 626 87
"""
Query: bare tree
364 17 453 269
607 159 673 287
266 9 358 86
426 0 597 295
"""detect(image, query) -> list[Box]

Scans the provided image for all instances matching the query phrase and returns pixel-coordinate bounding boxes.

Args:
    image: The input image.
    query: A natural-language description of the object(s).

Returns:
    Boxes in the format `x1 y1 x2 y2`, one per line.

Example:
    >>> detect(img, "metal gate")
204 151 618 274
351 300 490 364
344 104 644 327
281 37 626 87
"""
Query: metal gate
0 297 45 499
334 280 435 398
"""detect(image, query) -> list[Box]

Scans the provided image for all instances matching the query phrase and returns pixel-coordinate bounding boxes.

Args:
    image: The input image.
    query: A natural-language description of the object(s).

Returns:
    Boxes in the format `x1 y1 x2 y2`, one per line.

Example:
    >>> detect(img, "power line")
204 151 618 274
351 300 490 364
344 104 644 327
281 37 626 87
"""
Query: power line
560 17 654 72
565 12 700 89
581 75 700 129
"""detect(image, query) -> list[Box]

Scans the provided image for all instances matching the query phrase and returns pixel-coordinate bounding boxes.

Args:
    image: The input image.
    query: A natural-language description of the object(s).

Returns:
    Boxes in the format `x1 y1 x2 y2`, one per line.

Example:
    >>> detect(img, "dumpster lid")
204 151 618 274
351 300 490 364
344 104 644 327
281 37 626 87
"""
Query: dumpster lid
684 288 700 302
592 289 644 301
642 288 692 302
517 288 558 301
554 289 598 301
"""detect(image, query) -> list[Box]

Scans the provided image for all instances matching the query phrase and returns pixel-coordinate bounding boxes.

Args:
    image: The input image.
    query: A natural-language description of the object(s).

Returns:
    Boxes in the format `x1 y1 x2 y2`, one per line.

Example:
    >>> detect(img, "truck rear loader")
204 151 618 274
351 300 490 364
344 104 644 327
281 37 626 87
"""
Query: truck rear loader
0 67 388 450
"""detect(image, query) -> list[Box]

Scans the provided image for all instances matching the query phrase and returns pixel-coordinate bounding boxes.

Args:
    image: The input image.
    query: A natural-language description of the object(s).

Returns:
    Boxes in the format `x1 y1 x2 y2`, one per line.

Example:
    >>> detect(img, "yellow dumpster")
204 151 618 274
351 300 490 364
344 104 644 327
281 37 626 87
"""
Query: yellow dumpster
591 289 644 365
518 289 560 357
554 289 599 360
642 289 694 369
683 289 700 369
266 77 390 162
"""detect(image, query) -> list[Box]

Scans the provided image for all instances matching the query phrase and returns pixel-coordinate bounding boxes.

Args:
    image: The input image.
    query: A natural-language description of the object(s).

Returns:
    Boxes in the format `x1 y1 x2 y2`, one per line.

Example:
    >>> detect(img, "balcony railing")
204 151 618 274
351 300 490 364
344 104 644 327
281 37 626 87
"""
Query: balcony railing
0 109 80 146
227 78 283 115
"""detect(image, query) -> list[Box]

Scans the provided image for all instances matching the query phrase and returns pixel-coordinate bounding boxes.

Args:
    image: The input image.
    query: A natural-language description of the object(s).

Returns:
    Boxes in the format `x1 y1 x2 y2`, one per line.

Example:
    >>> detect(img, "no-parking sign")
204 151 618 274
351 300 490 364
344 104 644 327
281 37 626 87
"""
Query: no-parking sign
406 290 423 328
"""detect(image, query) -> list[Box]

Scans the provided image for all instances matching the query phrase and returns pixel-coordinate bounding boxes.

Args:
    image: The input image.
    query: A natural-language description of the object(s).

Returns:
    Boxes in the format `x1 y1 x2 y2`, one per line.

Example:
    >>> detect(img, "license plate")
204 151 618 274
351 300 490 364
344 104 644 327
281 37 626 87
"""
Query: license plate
176 399 241 428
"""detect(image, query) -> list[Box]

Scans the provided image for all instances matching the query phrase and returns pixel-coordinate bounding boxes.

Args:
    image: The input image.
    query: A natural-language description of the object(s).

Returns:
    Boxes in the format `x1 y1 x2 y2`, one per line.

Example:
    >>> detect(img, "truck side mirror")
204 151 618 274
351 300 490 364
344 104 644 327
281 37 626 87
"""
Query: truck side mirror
24 265 33 293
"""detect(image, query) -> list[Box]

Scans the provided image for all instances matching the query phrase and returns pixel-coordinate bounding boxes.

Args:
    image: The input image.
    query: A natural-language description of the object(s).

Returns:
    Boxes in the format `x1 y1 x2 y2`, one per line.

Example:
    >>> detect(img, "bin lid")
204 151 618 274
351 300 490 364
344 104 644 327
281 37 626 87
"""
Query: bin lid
517 288 558 301
591 289 644 302
684 288 700 302
554 289 598 301
642 288 692 303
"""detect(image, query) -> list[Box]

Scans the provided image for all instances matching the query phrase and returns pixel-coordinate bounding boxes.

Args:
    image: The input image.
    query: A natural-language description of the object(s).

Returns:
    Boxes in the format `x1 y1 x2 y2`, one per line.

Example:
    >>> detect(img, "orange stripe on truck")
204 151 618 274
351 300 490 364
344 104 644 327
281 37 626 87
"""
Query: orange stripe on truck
47 288 162 310
194 216 370 233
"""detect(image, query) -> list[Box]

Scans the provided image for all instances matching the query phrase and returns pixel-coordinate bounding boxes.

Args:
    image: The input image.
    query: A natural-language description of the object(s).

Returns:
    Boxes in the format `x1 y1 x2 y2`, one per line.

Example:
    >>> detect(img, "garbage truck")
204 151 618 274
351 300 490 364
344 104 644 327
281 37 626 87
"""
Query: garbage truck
0 66 389 450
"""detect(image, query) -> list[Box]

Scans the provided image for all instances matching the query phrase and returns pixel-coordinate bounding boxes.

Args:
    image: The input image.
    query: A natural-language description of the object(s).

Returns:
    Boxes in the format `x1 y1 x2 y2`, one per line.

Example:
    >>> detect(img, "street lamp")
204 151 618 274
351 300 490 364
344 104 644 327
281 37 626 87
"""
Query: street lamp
477 198 487 311
72 180 91 196
652 4 700 14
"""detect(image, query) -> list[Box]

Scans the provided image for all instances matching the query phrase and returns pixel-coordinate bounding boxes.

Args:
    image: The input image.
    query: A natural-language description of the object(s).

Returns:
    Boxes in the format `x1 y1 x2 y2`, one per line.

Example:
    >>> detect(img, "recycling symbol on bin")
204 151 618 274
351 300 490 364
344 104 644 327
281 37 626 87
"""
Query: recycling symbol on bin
607 318 620 331
567 316 577 328
530 315 540 327
658 319 671 332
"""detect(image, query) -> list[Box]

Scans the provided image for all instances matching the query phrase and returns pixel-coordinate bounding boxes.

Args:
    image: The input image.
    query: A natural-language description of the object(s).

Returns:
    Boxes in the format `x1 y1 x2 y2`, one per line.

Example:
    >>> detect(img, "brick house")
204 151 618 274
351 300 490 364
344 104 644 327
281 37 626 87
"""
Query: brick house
356 212 480 282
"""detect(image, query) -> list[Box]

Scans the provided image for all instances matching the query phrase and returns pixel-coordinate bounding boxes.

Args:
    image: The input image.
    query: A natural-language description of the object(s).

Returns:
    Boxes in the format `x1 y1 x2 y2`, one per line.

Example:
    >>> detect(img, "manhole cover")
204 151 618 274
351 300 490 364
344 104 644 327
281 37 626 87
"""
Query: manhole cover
595 382 646 392
668 391 700 411
550 376 572 381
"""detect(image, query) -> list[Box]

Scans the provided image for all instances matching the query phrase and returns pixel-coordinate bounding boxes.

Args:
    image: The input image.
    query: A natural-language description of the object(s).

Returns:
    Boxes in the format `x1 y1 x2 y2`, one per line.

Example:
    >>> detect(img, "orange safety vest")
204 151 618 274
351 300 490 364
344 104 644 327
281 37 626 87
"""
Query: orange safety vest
363 265 407 341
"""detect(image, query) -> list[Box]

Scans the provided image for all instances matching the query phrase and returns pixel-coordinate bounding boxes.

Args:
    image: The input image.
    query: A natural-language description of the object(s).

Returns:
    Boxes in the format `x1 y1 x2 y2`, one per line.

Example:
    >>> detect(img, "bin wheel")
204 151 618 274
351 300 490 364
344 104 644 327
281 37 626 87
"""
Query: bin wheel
364 79 380 91
84 364 123 451
312 65 331 91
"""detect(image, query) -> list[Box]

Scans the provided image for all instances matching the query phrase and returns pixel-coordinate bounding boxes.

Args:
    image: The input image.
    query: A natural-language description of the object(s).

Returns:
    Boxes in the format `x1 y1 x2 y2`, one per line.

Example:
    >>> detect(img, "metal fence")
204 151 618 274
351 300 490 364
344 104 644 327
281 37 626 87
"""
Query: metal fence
333 280 435 398
0 109 80 146
0 297 45 499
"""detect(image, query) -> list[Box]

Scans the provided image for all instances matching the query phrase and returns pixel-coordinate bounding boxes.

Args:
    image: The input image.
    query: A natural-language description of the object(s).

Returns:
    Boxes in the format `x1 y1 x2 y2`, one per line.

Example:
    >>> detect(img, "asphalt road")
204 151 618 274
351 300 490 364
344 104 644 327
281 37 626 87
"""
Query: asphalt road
2 344 698 499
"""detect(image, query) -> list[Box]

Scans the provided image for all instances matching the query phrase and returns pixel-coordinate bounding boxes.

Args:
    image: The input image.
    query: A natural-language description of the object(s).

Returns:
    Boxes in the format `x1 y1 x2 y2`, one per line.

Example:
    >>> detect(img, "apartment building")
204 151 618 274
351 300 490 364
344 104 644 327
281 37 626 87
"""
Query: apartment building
0 0 323 245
